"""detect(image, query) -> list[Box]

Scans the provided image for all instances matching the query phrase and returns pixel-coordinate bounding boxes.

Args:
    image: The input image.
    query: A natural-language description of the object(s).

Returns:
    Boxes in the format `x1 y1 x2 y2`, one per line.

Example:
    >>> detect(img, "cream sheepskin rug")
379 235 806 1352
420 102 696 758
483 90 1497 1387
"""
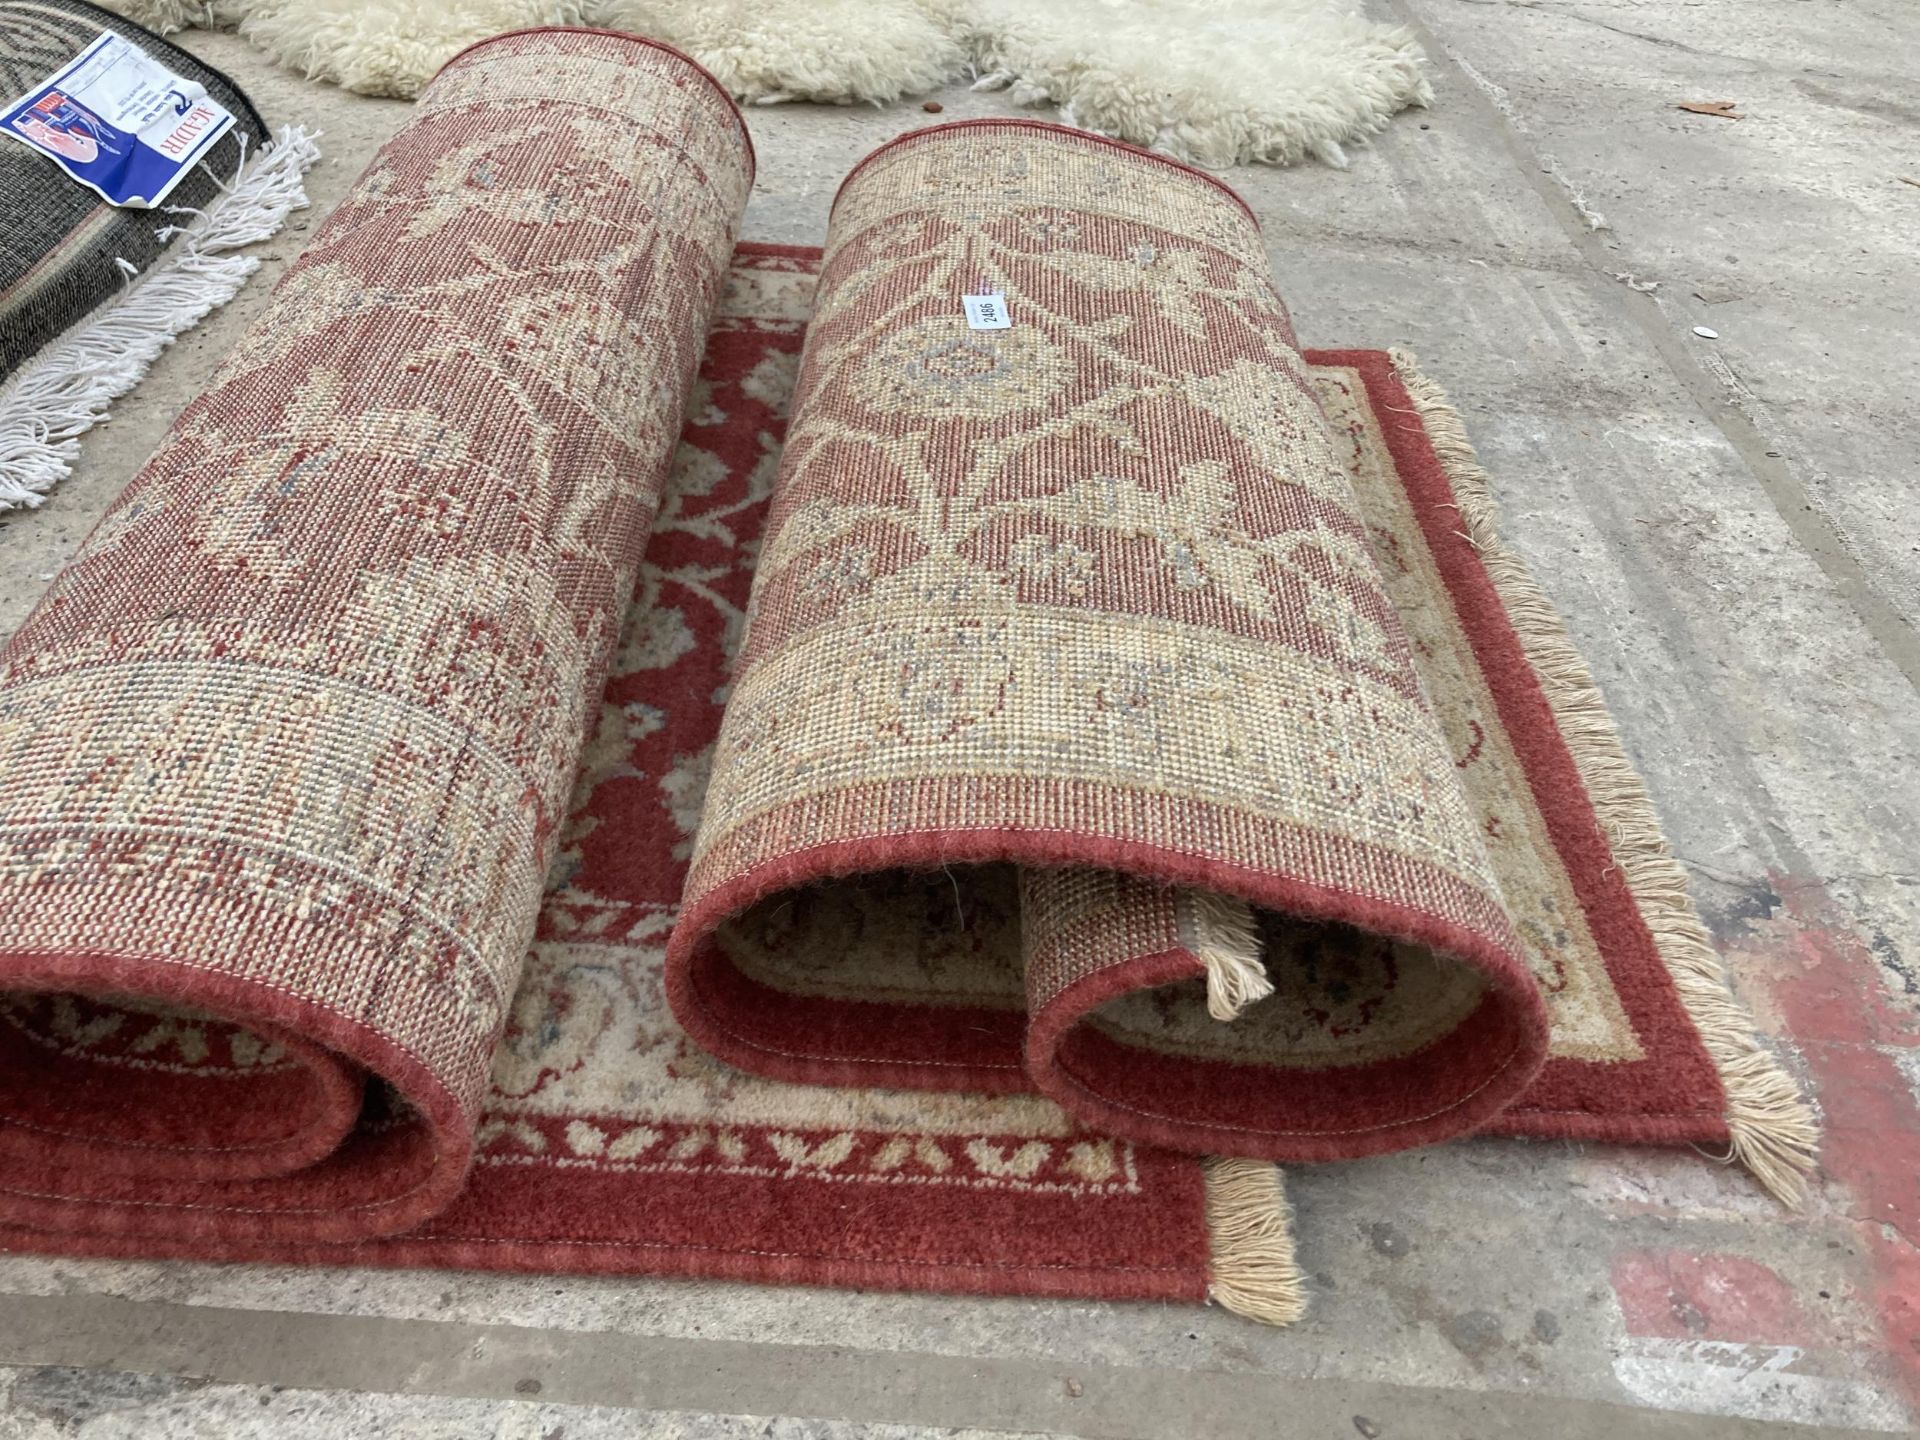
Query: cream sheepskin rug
106 0 1430 167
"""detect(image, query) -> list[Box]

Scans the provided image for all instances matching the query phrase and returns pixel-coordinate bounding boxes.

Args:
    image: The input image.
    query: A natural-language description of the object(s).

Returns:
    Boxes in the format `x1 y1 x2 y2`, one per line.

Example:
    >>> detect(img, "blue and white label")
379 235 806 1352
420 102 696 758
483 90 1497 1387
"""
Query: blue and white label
1 32 234 208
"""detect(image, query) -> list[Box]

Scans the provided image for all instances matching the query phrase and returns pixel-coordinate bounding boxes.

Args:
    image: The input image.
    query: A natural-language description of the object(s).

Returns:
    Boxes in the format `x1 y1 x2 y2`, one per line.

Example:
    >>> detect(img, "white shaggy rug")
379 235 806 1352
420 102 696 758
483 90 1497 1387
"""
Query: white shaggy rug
107 0 1431 167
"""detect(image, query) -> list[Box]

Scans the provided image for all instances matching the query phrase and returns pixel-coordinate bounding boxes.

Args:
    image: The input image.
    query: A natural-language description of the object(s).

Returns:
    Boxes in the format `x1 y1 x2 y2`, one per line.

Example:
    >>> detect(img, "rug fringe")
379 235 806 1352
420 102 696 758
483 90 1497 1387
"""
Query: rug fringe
1386 348 1820 1206
1205 1156 1305 1325
1181 888 1272 1021
0 125 321 509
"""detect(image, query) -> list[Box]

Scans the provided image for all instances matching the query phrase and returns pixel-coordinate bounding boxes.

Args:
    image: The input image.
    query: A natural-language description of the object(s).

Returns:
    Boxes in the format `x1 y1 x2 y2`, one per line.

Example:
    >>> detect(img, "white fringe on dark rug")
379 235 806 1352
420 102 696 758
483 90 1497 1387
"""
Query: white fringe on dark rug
0 125 320 509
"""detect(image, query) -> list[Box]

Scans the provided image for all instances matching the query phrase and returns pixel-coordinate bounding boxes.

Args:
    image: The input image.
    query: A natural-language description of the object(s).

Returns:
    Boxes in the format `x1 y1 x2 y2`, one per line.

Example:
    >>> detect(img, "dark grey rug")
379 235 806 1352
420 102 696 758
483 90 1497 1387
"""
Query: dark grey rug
1 0 313 507
1 0 266 379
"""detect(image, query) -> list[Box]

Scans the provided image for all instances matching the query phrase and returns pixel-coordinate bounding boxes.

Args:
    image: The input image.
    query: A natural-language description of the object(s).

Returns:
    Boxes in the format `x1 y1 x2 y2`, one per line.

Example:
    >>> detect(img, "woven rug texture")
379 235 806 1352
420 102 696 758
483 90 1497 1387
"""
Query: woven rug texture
2 241 1236 1309
666 121 1815 1201
0 28 751 1245
0 48 1812 1323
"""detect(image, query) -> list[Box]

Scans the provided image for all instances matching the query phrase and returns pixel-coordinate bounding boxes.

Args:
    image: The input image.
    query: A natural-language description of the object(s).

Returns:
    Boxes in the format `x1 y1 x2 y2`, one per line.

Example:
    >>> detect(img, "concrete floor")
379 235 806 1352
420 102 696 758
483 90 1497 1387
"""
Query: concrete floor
2 1 1916 1435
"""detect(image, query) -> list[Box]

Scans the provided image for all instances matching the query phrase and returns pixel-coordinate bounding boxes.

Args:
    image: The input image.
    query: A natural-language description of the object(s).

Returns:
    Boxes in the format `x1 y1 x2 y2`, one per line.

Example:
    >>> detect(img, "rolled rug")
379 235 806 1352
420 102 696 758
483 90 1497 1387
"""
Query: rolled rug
0 28 752 1243
669 119 1547 1159
667 121 1813 1189
0 0 317 507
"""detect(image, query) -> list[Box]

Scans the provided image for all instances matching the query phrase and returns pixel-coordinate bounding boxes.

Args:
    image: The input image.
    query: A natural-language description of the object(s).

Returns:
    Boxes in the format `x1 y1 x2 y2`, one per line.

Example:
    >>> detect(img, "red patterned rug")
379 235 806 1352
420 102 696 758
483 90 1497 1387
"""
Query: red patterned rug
666 123 1813 1206
0 240 1237 1311
0 66 1810 1325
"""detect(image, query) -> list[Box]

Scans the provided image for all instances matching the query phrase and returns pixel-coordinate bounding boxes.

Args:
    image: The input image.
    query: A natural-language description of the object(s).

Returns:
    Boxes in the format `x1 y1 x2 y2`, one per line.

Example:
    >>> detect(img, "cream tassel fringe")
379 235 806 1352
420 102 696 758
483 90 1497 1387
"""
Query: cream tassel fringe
1205 1156 1305 1325
0 125 321 509
1388 348 1820 1206
1180 888 1271 1021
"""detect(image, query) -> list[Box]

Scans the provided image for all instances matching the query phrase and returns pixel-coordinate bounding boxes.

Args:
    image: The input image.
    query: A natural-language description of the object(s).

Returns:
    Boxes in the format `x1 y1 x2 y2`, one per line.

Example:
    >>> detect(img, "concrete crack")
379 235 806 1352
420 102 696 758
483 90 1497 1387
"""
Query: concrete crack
1395 0 1920 695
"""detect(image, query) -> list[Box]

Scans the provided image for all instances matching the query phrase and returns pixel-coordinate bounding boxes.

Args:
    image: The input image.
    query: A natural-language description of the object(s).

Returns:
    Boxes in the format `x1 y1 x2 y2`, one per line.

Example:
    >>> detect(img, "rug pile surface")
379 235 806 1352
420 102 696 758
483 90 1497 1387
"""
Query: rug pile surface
0 34 1812 1324
666 121 1814 1193
0 27 752 1244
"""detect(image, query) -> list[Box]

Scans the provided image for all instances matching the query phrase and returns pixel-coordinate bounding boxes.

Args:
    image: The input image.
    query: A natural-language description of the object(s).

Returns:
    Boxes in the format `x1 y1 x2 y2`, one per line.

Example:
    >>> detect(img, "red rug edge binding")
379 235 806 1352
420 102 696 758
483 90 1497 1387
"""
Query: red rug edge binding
0 247 1808 1324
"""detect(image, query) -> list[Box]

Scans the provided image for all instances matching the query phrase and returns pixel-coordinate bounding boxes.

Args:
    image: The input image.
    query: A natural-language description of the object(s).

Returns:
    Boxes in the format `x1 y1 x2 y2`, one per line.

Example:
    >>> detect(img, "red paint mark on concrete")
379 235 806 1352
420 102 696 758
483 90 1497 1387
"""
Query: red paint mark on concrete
1613 1249 1810 1345
1765 875 1920 1413
1771 884 1918 1050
